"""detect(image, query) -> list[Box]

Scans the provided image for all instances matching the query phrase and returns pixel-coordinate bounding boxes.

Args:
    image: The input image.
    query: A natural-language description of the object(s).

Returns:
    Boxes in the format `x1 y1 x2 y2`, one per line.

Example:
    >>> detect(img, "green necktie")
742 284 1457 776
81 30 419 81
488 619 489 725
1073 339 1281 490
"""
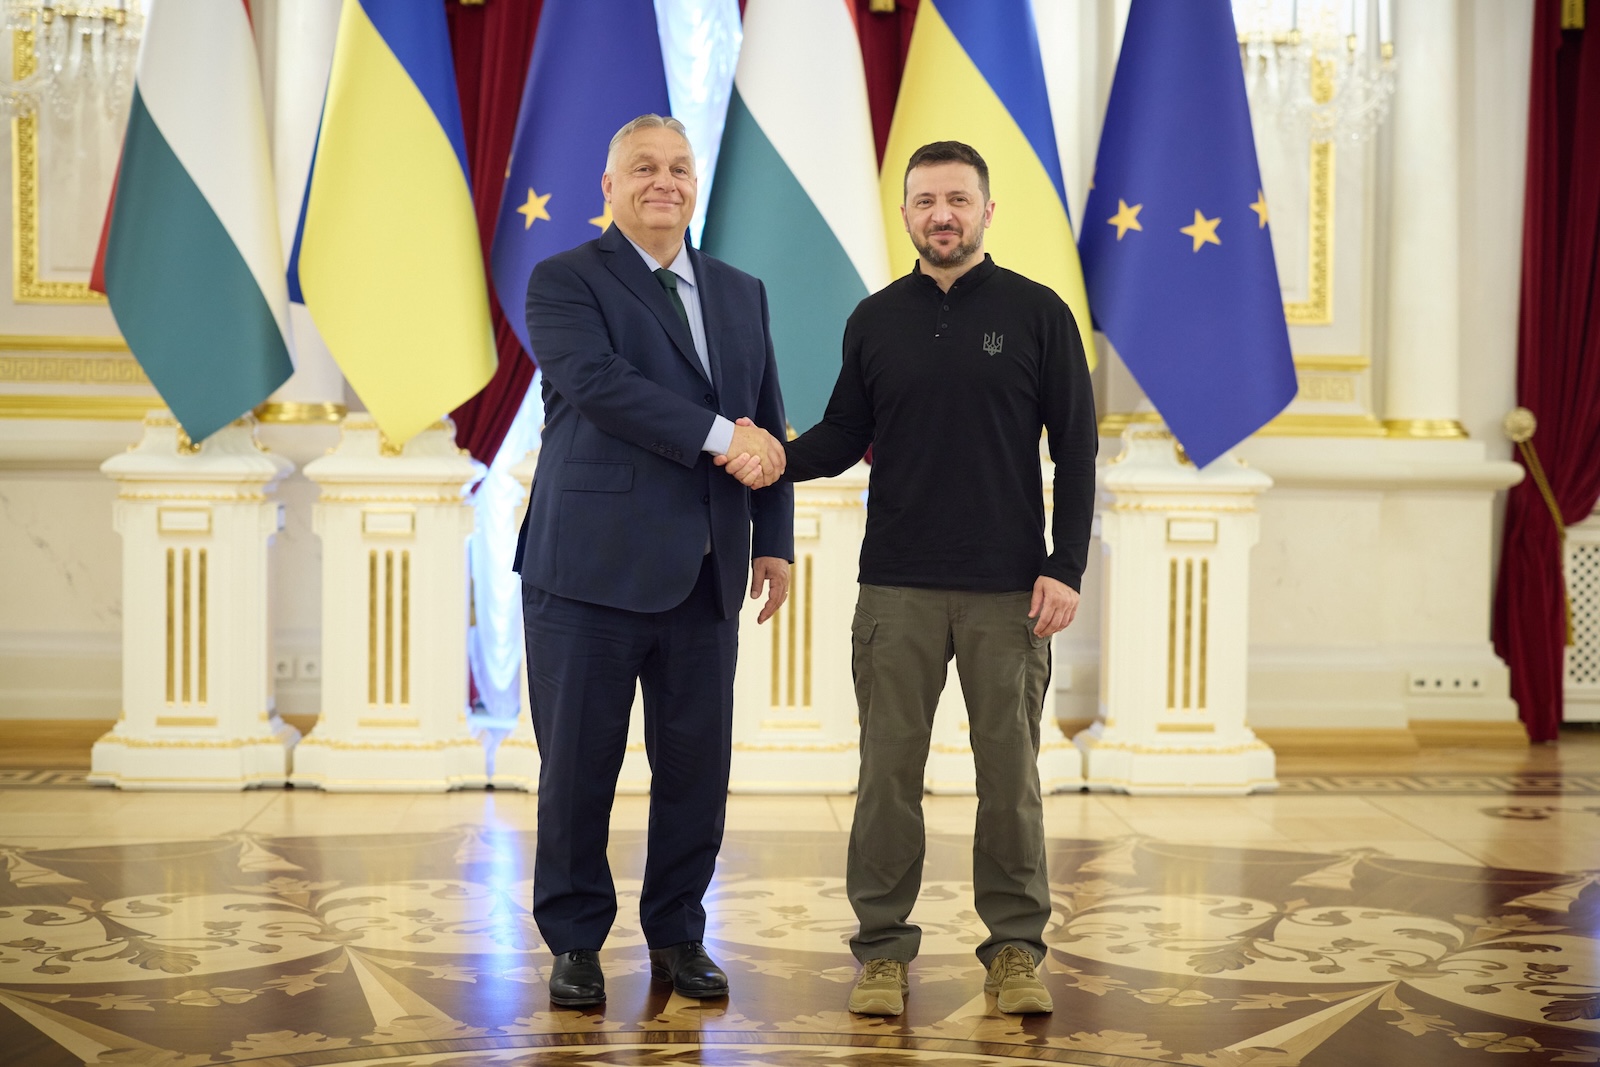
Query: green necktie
654 267 690 331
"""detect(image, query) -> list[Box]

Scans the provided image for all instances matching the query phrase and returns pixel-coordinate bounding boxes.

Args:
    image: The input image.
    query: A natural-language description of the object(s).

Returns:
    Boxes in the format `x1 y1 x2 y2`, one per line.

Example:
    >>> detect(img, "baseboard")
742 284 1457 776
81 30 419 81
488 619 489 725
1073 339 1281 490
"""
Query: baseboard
1249 728 1421 755
1408 719 1529 748
0 718 112 750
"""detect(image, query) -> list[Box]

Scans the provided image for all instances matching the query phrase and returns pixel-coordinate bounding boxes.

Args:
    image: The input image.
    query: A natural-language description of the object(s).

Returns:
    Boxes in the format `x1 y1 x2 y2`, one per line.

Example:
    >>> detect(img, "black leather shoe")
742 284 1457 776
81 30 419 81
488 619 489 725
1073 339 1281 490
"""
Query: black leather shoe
648 941 728 998
549 949 605 1007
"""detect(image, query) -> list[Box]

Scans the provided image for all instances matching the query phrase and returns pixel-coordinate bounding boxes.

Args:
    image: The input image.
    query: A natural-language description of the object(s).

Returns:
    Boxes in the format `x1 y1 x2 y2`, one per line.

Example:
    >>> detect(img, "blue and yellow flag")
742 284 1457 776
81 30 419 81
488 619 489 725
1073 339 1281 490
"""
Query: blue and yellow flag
1079 0 1297 468
881 0 1094 368
290 0 495 445
490 0 669 357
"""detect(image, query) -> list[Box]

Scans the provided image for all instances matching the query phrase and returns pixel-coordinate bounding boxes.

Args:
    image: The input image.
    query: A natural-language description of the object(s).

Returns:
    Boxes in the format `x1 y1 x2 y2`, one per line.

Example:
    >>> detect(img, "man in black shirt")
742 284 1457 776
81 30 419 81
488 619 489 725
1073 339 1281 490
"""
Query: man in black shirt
723 141 1096 1017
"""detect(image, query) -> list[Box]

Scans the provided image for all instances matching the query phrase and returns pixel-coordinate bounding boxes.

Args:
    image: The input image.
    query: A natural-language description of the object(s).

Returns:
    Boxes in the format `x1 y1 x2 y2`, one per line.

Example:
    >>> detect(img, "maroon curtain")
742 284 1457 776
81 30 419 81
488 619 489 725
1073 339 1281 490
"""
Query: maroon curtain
1492 0 1600 742
854 0 919 165
446 0 544 466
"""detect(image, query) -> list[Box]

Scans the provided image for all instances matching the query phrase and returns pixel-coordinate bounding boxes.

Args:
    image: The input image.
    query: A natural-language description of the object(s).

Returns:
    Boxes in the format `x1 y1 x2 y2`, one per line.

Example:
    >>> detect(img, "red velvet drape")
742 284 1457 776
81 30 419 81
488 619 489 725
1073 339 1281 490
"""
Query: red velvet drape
446 0 544 466
1492 0 1600 742
853 0 919 165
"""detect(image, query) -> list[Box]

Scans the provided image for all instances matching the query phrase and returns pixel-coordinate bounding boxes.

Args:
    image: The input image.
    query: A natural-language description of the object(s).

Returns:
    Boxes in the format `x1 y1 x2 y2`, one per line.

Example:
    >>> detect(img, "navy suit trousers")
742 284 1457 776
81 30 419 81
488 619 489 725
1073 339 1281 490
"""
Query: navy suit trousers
521 555 737 954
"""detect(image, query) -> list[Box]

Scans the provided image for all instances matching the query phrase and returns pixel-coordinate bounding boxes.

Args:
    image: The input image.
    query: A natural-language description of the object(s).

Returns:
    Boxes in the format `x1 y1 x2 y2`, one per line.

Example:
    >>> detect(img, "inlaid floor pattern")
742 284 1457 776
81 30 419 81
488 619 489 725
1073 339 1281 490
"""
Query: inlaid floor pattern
2 768 1599 1067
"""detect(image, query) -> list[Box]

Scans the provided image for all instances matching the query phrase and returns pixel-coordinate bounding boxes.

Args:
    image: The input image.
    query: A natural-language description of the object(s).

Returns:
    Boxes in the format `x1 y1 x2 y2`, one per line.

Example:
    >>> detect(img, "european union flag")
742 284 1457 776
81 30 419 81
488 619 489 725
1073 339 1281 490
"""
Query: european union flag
490 0 670 356
1079 0 1297 469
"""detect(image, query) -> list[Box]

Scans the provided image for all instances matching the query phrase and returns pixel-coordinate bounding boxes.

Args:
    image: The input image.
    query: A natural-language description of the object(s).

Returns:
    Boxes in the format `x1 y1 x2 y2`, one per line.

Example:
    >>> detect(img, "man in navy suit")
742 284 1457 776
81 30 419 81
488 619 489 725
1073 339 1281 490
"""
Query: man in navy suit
518 114 794 1008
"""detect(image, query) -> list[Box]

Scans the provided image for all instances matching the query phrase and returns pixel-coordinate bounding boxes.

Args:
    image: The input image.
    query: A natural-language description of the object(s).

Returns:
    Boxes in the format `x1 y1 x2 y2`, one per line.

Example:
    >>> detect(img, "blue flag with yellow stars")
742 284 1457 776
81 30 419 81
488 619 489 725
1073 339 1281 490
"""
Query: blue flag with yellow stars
1079 0 1297 468
490 0 670 357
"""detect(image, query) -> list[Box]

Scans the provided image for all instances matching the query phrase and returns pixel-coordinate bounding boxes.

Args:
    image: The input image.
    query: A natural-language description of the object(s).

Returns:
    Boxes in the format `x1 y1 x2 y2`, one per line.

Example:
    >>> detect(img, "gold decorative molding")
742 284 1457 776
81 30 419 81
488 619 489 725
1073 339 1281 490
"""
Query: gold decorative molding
1293 354 1368 373
1284 141 1334 325
0 355 145 384
254 401 347 424
0 395 155 419
1098 410 1386 439
0 334 128 352
155 716 217 729
1266 413 1385 436
11 29 107 305
1383 418 1469 440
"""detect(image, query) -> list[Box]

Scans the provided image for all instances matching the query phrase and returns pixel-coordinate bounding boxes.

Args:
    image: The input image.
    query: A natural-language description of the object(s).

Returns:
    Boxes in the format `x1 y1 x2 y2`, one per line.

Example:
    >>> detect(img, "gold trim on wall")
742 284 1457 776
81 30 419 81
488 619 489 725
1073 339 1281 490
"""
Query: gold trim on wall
0 335 128 353
1098 410 1386 439
1284 141 1334 325
1384 418 1469 439
0 355 144 384
0 395 156 419
11 29 107 305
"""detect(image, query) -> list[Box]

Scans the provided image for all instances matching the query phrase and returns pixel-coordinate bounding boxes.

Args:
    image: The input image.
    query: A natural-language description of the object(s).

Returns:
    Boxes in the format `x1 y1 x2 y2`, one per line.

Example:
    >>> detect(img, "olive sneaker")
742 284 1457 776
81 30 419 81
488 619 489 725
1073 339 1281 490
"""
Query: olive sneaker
984 945 1053 1014
848 958 910 1016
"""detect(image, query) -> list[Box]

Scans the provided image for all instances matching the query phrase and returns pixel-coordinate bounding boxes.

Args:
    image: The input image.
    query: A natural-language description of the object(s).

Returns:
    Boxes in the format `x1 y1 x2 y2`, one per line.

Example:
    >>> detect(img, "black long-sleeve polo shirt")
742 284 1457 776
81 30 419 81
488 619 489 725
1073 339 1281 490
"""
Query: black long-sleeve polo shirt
785 254 1098 593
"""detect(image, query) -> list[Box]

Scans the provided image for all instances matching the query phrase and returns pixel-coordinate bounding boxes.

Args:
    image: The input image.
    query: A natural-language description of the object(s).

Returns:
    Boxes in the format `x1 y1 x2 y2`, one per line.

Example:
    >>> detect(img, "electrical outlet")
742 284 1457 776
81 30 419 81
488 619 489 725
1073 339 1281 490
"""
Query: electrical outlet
1407 672 1485 696
272 656 295 682
296 655 321 681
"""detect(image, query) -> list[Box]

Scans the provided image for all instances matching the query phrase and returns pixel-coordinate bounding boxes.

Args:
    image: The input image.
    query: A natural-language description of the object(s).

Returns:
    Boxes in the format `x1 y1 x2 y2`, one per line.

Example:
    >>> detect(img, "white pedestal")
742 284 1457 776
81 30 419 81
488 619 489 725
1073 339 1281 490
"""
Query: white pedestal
293 418 487 791
90 413 299 790
923 456 1084 795
729 464 870 793
1076 427 1278 795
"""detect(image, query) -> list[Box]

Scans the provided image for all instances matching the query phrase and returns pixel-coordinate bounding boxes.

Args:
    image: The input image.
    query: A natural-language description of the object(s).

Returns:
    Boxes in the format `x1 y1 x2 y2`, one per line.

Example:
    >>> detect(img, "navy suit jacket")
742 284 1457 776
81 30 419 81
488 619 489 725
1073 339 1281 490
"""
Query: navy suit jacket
516 225 794 619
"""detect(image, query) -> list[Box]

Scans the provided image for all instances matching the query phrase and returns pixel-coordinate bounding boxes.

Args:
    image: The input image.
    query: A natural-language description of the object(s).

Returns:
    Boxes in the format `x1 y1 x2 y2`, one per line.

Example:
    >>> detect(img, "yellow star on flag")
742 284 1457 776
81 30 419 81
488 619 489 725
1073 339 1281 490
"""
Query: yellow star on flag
516 189 551 230
1180 209 1222 252
1107 199 1143 240
588 202 613 231
1250 189 1269 228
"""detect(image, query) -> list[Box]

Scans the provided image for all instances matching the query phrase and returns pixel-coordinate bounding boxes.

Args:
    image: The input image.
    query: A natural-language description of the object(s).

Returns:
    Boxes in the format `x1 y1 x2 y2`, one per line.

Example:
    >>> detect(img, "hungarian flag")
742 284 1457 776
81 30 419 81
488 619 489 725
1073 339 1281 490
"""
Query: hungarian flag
92 0 294 443
702 0 890 434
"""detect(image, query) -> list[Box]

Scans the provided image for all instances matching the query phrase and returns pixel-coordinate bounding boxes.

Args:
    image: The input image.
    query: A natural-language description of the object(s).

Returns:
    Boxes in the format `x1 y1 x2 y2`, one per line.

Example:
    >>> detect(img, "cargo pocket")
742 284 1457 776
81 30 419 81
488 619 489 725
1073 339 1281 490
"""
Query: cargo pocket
850 607 878 704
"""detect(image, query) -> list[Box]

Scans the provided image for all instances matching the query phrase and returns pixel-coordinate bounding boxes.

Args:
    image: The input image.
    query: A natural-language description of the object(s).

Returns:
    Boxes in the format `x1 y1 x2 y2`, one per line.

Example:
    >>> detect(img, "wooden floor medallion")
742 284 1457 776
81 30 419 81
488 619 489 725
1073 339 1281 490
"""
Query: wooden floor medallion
0 827 1596 1065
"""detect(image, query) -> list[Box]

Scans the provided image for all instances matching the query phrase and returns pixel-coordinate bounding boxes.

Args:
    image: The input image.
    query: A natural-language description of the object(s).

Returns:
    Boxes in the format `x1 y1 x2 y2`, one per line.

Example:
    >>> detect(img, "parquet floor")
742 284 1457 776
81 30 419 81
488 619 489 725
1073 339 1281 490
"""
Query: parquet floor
0 729 1596 1066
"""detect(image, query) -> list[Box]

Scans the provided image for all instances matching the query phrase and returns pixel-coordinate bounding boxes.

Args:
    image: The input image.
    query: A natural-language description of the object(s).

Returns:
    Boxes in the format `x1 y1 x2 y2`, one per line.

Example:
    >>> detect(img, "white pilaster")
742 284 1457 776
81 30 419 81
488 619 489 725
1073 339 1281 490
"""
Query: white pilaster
293 418 486 791
1383 0 1465 438
90 414 298 790
1077 428 1277 795
729 464 871 792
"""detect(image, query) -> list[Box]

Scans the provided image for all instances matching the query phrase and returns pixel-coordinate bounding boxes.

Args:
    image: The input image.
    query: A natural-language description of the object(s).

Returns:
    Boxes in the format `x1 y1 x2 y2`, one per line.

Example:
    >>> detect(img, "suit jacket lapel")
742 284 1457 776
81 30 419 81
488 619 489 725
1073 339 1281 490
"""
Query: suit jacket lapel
688 246 725 398
599 226 707 384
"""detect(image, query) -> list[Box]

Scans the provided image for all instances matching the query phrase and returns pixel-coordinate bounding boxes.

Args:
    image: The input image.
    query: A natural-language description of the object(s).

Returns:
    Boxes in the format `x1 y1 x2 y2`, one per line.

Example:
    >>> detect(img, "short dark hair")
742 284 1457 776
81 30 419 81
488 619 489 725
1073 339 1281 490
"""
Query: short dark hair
902 141 990 202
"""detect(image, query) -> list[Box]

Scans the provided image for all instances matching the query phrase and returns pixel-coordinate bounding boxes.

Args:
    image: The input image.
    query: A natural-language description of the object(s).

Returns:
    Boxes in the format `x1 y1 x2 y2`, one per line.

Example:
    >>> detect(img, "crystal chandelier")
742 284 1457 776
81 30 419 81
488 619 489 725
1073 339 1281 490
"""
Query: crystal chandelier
0 2 143 122
1236 0 1397 143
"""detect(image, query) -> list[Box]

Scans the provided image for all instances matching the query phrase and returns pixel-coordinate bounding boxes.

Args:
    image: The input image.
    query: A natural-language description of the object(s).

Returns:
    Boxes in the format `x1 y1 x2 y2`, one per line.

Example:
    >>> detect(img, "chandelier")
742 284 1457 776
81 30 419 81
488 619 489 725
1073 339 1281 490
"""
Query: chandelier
0 2 143 122
1236 0 1397 143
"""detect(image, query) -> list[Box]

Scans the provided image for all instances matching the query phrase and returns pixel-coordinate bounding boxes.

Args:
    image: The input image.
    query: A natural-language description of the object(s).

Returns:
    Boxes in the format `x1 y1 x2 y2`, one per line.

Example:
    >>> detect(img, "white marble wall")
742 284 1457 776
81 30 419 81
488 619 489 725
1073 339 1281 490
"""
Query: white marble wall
0 0 1545 743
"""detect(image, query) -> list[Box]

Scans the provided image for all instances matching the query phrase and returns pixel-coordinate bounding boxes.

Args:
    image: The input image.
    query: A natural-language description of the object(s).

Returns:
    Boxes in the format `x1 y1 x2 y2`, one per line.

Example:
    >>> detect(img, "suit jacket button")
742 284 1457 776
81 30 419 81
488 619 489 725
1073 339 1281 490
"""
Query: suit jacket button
702 494 710 504
704 393 715 404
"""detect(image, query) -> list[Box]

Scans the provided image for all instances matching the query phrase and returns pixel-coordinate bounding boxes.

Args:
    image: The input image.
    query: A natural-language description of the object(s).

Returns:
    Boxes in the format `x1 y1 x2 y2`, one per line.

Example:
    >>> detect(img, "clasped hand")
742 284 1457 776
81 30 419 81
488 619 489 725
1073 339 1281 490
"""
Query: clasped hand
715 416 785 488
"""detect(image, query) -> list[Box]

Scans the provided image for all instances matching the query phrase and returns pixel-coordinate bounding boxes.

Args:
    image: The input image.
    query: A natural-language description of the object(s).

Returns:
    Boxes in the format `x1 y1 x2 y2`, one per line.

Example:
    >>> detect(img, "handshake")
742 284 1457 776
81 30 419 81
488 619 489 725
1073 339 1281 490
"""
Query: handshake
714 416 785 489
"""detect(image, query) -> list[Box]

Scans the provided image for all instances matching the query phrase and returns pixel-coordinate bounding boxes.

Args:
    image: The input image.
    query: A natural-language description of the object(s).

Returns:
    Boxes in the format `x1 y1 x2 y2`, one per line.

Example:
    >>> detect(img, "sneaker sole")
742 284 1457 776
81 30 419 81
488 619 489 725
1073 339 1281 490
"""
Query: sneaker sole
848 993 904 1016
549 991 605 1007
996 992 1053 1014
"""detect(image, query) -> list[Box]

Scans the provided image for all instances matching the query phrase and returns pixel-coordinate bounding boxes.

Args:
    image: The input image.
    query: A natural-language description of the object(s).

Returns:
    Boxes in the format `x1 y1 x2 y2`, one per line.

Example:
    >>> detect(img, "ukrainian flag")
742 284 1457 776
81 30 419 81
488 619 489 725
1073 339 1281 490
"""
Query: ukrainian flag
290 0 496 445
881 0 1094 368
